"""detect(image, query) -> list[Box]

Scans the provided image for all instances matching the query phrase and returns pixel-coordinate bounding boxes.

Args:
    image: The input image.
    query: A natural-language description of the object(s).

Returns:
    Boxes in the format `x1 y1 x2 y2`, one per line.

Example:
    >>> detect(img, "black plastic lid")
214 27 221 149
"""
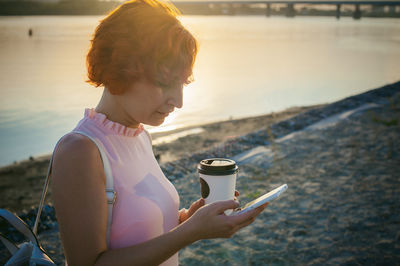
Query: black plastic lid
197 158 238 176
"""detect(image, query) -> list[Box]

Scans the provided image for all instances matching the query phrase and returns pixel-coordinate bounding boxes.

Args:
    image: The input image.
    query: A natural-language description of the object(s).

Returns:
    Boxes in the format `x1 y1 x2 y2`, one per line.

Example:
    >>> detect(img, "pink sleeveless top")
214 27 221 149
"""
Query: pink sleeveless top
70 108 180 265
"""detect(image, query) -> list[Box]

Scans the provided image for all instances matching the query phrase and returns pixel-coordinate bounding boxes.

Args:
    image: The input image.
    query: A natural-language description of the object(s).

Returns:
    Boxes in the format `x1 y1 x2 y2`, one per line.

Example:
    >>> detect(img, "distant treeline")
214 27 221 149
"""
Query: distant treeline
0 0 399 18
0 0 119 15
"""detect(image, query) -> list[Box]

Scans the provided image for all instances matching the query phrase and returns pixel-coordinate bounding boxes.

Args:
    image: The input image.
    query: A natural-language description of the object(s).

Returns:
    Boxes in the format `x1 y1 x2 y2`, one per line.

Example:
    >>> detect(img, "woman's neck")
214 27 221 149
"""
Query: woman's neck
95 88 141 129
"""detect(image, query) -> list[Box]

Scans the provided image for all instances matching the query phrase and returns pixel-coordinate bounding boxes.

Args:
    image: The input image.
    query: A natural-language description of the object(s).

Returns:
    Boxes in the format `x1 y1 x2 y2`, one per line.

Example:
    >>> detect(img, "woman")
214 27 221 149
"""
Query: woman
51 0 268 265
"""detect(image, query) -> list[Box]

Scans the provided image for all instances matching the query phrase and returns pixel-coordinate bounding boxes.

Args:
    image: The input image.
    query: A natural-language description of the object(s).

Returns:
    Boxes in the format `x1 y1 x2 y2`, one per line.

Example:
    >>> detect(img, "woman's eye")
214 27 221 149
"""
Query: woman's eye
156 81 168 87
157 81 182 90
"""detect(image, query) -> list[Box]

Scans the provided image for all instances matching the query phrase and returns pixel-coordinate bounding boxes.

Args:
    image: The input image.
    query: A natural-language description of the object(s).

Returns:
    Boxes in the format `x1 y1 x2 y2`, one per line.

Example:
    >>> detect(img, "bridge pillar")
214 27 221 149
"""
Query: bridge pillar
228 4 235 15
286 3 295 17
266 3 271 17
353 4 362 19
336 4 341 20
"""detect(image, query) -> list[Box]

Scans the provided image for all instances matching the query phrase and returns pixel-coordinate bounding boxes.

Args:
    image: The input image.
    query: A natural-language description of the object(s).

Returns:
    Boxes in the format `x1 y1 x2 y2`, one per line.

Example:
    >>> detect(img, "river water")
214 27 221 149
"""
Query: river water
0 15 399 166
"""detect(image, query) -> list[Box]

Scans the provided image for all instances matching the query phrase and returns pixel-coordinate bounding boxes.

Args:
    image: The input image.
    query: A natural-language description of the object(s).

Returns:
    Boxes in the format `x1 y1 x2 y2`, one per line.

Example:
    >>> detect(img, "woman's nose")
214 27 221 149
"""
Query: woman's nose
167 87 183 109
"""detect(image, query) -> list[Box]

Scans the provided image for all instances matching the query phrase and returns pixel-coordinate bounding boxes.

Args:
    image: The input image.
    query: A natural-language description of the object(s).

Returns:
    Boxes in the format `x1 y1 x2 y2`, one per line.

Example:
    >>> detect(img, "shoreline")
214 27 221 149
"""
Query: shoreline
152 104 324 164
0 104 322 173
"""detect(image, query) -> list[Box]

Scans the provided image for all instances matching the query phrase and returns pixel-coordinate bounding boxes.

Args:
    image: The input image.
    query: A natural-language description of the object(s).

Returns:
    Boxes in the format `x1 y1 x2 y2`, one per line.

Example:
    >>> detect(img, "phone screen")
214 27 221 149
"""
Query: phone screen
236 184 288 214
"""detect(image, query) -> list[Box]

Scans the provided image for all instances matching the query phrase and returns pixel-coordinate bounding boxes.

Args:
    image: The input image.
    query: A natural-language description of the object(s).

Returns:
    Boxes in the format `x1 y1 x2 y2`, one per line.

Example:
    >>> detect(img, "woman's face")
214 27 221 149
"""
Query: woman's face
115 78 183 127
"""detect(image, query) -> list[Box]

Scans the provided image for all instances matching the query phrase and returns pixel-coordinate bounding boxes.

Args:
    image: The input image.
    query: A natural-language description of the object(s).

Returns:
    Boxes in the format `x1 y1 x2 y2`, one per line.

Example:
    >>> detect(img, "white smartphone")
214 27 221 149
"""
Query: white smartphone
233 184 288 215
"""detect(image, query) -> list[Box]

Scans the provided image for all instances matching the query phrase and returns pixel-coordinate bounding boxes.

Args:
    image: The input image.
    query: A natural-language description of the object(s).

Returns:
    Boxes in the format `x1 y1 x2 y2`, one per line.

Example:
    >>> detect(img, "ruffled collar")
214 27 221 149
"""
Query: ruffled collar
84 108 144 137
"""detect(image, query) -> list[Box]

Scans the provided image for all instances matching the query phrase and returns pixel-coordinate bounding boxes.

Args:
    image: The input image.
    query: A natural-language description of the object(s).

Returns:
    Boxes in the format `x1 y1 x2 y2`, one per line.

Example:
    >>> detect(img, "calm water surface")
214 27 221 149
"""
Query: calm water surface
0 15 399 166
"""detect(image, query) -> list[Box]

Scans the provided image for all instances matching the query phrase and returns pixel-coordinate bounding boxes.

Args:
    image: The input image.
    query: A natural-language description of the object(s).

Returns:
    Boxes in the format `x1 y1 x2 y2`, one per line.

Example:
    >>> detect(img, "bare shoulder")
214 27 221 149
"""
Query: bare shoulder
54 133 98 160
52 133 105 186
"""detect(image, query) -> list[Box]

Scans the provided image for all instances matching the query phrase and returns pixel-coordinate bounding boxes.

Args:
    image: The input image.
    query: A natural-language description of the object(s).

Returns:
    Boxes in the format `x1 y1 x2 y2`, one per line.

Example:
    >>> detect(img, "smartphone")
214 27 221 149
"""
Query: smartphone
233 184 288 215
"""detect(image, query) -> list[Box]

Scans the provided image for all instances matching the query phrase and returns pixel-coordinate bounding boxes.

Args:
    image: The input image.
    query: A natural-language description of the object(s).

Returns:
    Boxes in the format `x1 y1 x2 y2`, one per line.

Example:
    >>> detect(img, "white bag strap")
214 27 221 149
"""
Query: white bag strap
33 130 116 247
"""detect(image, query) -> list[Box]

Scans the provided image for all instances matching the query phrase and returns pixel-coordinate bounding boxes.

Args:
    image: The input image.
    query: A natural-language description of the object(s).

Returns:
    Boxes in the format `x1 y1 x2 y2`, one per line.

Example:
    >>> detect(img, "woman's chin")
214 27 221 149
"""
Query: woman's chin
147 119 165 127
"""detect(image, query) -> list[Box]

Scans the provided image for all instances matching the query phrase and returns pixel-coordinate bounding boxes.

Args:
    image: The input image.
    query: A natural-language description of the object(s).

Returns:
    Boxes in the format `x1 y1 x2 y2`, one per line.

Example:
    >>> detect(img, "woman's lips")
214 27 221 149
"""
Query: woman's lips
157 111 169 117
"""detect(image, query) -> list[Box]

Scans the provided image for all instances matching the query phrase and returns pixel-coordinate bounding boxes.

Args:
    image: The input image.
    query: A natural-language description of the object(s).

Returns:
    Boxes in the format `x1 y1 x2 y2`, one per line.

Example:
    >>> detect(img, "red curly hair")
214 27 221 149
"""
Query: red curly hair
86 0 198 95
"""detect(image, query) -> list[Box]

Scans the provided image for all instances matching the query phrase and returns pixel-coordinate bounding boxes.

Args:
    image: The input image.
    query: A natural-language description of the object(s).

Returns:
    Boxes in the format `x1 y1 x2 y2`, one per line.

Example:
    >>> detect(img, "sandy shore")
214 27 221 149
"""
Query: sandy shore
1 81 399 265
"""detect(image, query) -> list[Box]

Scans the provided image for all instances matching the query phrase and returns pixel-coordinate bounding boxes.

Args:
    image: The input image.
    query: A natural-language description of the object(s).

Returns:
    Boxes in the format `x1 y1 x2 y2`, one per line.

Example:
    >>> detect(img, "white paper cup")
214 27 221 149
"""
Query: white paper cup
198 158 238 215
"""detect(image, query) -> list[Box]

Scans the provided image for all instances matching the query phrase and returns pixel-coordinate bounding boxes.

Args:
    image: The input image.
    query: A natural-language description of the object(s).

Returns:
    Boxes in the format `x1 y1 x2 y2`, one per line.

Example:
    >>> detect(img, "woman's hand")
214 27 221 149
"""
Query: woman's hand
179 198 205 224
180 190 241 224
182 199 268 241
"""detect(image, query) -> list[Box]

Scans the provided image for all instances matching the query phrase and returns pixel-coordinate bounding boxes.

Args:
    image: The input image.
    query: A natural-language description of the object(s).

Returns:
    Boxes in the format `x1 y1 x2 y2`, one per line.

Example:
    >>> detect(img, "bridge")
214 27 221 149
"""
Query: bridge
172 1 400 19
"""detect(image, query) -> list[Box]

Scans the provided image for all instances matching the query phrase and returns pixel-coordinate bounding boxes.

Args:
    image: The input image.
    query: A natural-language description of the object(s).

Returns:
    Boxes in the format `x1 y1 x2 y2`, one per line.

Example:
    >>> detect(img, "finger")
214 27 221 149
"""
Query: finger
211 200 240 214
251 202 268 215
230 203 268 223
230 209 260 232
191 198 205 208
239 203 268 226
229 210 254 224
197 198 205 208
256 202 269 211
188 198 205 216
199 198 205 206
236 214 257 230
179 208 189 223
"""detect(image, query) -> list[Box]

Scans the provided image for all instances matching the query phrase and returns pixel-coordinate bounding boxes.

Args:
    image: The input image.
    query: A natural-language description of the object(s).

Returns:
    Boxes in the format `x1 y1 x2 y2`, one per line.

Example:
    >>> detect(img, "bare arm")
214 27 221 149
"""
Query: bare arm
51 134 108 265
51 134 267 266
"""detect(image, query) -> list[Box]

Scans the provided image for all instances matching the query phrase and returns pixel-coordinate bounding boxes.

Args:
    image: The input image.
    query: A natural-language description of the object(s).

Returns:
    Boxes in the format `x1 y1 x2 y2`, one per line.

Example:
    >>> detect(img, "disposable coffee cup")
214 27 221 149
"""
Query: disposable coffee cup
197 158 238 215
